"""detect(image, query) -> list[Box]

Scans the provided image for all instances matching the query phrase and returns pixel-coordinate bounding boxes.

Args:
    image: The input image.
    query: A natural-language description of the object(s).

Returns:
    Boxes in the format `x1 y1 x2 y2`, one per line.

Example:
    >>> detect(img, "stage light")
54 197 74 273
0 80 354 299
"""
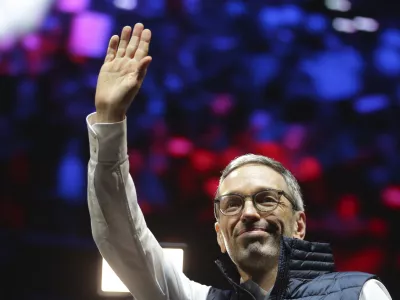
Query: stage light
332 17 356 33
99 245 185 295
353 17 379 32
57 0 89 13
0 0 54 45
113 0 138 10
68 12 112 58
325 0 351 12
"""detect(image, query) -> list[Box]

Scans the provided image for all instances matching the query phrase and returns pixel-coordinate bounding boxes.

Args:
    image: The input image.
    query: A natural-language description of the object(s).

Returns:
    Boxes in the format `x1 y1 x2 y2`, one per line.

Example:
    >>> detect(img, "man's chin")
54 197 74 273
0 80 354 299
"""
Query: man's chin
239 235 280 257
235 243 279 272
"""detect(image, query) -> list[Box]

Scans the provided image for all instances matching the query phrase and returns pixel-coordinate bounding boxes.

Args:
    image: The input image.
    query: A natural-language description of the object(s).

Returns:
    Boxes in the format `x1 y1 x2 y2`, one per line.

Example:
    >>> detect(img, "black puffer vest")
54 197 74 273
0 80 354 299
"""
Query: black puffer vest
207 237 377 300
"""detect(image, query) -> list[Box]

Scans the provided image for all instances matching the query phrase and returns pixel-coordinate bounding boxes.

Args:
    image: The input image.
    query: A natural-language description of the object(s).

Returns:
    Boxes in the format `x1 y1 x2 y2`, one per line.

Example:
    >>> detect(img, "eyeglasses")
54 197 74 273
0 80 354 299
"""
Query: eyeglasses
214 188 297 217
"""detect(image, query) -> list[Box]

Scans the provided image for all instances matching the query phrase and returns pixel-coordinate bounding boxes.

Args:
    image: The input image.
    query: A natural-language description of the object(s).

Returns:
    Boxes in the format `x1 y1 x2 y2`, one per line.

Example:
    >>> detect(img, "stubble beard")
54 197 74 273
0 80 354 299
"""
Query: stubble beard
233 233 281 273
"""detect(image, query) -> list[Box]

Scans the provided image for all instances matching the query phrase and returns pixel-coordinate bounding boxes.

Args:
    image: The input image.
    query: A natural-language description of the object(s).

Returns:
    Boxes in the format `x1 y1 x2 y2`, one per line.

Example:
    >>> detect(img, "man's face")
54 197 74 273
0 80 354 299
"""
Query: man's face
215 164 306 273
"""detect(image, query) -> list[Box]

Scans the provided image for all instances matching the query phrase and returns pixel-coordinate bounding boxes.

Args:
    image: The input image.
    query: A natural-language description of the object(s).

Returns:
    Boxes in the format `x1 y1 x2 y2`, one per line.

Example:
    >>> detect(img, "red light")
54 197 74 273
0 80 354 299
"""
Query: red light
295 156 322 182
203 177 219 198
190 149 216 172
254 142 286 164
138 198 152 215
337 194 360 220
336 247 384 274
167 137 193 157
381 185 400 209
368 218 388 237
219 147 243 168
128 149 144 176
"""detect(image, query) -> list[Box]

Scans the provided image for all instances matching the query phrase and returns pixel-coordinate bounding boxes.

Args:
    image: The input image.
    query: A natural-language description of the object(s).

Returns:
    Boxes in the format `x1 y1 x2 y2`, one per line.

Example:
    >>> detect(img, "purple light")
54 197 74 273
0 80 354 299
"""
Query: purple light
210 94 234 116
57 0 89 13
21 34 41 51
68 12 112 58
0 35 16 51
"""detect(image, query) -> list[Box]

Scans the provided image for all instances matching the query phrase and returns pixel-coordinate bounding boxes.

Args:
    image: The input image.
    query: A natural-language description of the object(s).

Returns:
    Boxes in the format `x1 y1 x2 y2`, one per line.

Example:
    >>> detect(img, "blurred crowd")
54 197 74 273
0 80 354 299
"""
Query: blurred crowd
1 0 400 298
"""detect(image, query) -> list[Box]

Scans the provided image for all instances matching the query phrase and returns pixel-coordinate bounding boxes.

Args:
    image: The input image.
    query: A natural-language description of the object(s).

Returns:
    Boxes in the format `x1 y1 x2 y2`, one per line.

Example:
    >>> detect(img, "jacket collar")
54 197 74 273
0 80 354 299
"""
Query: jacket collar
215 236 335 299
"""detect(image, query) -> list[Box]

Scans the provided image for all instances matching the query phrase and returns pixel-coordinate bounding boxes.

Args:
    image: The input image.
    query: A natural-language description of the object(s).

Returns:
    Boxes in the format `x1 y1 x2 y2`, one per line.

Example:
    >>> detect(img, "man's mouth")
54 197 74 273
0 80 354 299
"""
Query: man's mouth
238 227 266 236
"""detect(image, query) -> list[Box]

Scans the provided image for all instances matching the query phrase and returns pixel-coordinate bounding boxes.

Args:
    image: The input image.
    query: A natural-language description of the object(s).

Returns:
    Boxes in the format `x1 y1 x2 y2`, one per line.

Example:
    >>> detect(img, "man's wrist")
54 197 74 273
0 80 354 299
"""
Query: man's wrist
95 109 125 123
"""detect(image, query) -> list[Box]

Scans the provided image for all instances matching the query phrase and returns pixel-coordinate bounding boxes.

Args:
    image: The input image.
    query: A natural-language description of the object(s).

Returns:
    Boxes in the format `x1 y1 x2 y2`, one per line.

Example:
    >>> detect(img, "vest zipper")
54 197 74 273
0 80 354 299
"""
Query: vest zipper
215 260 257 300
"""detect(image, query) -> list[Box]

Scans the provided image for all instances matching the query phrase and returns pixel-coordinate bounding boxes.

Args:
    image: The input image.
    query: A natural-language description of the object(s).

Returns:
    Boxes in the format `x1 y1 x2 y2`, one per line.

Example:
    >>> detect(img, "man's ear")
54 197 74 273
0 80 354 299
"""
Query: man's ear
293 211 306 240
215 222 227 253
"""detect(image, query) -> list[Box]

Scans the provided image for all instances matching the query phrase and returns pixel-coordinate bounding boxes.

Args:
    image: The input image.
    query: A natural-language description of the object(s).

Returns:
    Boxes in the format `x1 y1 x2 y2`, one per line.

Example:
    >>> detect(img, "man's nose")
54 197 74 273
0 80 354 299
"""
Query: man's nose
240 199 260 223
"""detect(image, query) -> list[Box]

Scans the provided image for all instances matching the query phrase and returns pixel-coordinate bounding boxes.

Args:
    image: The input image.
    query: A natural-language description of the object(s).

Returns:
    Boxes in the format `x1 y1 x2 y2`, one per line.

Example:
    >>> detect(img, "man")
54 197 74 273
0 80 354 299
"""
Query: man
87 23 392 299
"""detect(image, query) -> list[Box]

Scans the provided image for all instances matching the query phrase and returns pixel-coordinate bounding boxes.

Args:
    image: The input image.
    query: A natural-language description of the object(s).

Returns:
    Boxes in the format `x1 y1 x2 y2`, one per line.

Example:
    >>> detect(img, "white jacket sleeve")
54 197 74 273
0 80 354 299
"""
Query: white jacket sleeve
86 113 211 300
359 279 392 300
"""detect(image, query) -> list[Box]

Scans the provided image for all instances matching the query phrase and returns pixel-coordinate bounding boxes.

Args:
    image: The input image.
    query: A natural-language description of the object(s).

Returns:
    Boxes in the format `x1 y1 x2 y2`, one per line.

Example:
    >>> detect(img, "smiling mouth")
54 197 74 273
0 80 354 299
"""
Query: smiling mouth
238 228 266 236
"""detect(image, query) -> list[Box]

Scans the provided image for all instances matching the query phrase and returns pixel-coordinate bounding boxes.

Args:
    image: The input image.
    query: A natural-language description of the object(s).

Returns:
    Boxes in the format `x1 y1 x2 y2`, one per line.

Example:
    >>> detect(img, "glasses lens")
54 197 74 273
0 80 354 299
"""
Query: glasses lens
254 190 279 212
219 195 243 215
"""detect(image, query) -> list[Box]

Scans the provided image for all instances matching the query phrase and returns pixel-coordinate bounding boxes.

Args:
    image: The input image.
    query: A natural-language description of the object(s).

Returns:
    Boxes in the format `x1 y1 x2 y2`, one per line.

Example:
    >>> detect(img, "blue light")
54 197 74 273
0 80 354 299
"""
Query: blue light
280 5 303 26
147 0 165 13
380 29 400 47
164 73 183 93
182 0 200 14
259 5 303 30
16 80 37 120
147 97 165 115
306 13 327 33
249 54 279 87
61 80 79 96
374 46 400 76
57 139 85 204
179 48 194 67
369 167 389 186
211 36 238 51
301 48 363 101
259 6 281 29
354 94 389 114
225 0 246 17
138 170 167 206
276 29 294 43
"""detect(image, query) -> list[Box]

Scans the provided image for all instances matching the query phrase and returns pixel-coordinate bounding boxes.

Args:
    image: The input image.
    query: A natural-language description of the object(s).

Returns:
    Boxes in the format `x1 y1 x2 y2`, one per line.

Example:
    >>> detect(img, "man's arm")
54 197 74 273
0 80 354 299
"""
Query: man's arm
359 279 392 300
87 24 210 300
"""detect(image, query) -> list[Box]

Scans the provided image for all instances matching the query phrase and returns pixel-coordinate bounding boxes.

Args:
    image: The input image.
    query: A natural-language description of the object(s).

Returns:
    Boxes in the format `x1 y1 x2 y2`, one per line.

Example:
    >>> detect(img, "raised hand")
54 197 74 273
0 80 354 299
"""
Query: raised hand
95 24 152 122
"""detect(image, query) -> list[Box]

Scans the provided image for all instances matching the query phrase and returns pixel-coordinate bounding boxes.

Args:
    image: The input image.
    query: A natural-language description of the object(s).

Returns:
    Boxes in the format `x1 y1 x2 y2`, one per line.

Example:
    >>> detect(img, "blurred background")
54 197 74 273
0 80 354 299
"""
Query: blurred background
1 0 400 299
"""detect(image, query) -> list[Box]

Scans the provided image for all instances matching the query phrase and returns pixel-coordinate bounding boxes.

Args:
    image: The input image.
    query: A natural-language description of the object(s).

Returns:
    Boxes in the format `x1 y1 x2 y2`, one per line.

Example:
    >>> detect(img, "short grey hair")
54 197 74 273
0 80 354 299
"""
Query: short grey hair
217 154 304 211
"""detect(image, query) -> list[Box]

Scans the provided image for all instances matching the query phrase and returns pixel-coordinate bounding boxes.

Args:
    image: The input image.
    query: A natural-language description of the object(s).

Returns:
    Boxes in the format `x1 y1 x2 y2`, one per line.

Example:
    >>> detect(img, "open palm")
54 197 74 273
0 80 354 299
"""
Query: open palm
95 24 152 121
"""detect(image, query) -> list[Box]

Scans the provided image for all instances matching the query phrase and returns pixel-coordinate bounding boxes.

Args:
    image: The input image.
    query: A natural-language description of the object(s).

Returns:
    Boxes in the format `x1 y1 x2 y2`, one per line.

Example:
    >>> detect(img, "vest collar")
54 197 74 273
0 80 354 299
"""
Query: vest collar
215 236 335 299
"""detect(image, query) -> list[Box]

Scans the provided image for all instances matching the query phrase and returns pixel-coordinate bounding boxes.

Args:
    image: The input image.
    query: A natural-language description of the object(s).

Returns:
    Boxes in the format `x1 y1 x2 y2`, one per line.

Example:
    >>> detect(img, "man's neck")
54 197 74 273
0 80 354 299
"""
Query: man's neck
238 262 278 292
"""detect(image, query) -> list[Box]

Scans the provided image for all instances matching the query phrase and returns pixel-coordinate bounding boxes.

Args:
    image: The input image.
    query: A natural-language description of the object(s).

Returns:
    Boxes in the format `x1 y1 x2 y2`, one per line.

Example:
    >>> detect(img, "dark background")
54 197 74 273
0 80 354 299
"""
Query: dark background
1 0 399 299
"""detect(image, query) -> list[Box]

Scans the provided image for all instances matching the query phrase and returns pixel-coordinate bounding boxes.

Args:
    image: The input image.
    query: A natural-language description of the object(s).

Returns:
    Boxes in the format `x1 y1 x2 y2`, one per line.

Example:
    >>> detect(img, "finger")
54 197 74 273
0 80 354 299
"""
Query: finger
134 29 151 62
104 35 119 62
136 56 152 81
116 26 132 57
126 23 144 58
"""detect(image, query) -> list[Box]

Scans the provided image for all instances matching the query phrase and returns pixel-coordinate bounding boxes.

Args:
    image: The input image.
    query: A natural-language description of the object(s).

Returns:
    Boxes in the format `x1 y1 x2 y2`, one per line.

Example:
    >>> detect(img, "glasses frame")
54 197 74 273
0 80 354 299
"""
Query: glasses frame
214 188 297 218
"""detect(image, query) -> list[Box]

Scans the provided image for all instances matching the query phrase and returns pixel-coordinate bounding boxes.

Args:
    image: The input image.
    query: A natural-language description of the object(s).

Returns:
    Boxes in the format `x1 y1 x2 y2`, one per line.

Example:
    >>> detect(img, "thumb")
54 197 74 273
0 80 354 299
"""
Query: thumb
137 56 152 82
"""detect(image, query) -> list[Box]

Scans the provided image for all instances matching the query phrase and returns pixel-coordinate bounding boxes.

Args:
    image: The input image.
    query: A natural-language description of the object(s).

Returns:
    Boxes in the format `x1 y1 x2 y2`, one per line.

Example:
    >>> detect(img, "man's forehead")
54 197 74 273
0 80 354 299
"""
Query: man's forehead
219 164 288 195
